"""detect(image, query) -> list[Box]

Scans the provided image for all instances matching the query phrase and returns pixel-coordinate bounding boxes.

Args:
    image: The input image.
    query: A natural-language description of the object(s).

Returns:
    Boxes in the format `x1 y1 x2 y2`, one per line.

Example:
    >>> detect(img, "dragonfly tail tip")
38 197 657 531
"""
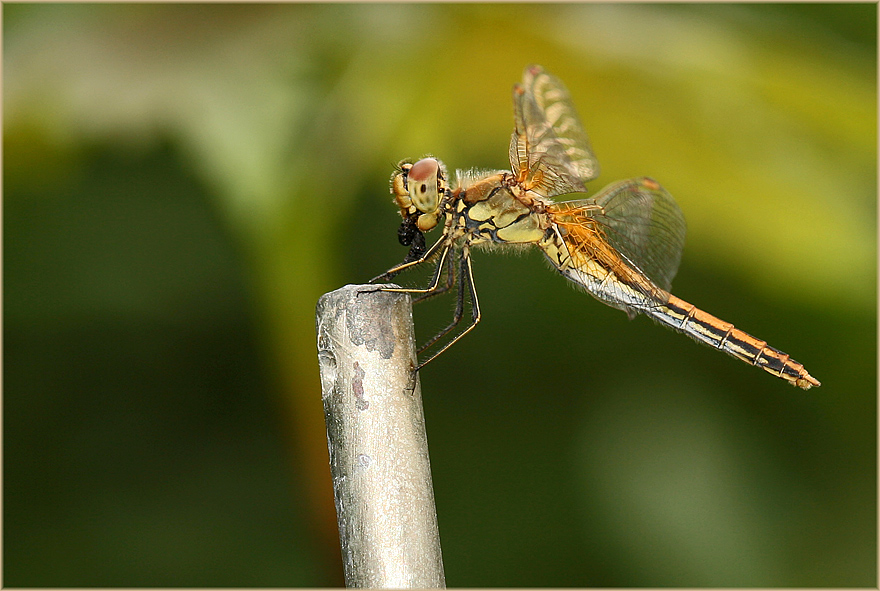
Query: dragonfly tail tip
797 373 821 390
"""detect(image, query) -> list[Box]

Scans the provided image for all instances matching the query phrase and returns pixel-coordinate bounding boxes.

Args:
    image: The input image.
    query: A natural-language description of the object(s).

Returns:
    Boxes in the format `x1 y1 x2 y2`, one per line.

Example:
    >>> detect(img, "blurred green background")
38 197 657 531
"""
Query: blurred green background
4 3 876 587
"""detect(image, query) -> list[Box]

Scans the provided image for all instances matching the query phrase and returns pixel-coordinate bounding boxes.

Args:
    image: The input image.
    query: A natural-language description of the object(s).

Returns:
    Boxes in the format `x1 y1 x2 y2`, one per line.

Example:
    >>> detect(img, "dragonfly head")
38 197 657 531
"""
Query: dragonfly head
391 157 447 232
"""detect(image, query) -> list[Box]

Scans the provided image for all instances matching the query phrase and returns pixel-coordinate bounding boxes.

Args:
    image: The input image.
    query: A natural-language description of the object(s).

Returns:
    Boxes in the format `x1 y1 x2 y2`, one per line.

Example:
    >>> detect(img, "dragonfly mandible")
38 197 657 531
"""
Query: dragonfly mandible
372 64 819 390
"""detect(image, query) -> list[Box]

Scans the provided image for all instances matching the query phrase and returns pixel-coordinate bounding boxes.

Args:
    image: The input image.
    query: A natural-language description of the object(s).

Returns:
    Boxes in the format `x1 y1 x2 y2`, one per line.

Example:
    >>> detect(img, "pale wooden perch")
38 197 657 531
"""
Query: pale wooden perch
316 284 445 588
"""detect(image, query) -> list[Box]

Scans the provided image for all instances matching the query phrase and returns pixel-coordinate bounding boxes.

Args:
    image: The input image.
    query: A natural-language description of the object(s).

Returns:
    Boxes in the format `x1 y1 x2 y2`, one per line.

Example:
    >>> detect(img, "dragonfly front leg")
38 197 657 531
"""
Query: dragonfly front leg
374 239 452 300
414 244 481 371
412 244 456 305
369 231 449 284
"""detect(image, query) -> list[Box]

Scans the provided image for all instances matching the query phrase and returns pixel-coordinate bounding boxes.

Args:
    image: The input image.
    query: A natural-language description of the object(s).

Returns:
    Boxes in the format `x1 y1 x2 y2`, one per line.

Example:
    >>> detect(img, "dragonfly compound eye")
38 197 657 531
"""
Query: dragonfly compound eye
408 157 443 214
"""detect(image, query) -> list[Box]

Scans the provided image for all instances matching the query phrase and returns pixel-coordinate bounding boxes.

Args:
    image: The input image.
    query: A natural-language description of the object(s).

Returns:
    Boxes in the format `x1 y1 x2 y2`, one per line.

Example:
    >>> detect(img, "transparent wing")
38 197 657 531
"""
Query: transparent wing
509 65 600 198
547 177 686 293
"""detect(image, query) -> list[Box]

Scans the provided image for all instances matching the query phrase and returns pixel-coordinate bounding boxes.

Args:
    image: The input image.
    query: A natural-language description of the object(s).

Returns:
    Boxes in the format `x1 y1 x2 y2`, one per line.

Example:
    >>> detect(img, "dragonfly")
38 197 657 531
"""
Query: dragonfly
372 64 819 390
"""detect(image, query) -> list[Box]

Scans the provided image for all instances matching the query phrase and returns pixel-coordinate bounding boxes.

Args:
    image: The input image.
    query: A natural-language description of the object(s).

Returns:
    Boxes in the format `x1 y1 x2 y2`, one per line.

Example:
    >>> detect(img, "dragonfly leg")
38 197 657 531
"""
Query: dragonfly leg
416 252 467 354
369 232 448 284
360 235 451 313
414 244 481 371
376 241 452 298
412 244 457 304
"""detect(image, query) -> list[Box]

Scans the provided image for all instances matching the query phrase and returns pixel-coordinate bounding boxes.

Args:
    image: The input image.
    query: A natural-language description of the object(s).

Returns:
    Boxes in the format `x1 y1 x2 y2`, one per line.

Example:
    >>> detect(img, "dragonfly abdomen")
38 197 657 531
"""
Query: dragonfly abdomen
649 295 820 390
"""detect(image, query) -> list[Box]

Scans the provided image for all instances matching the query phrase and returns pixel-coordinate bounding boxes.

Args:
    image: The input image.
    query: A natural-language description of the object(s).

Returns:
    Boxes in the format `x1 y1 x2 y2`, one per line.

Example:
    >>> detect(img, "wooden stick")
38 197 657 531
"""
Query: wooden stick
316 284 445 588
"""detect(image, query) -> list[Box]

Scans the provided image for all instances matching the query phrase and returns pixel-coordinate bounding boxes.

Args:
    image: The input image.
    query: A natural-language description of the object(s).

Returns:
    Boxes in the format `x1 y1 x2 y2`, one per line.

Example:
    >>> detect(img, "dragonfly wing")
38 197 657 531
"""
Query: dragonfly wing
548 177 686 294
509 65 600 198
